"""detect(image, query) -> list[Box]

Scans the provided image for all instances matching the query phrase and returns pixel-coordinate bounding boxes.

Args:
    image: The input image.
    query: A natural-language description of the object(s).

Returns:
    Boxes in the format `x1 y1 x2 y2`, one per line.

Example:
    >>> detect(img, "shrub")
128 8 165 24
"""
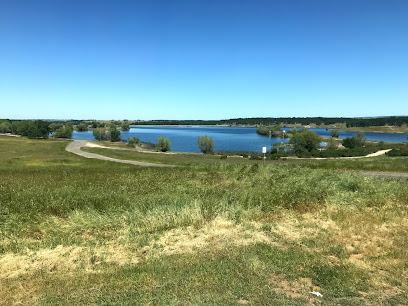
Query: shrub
386 148 408 157
353 131 366 147
198 135 215 154
127 137 139 147
156 136 171 152
289 129 322 154
342 137 357 149
108 128 121 142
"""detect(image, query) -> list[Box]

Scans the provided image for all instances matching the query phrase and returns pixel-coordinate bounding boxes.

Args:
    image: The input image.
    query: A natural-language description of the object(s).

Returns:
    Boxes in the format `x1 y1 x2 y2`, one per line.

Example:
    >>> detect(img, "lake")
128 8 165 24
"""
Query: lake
72 126 407 153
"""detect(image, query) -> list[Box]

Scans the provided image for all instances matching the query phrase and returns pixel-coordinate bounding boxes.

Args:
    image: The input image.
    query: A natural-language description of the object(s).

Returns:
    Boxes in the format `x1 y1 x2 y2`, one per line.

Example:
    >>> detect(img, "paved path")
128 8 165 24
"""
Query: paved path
349 171 408 180
66 140 175 167
309 149 392 160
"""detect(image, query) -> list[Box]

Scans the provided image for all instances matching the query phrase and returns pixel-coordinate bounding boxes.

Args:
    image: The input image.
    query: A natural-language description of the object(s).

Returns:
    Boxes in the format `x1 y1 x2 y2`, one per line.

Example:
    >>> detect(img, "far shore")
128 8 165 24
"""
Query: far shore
128 124 407 134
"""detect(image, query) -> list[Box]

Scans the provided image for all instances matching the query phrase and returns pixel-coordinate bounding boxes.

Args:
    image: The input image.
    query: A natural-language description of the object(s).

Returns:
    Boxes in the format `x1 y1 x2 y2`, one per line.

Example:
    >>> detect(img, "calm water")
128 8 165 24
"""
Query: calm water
72 126 407 153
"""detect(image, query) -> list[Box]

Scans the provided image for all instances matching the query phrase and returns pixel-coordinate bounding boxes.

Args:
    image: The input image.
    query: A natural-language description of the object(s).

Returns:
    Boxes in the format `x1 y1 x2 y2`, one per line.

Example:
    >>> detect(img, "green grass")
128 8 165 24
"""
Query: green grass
279 155 408 172
84 145 408 171
83 146 257 165
1 136 408 305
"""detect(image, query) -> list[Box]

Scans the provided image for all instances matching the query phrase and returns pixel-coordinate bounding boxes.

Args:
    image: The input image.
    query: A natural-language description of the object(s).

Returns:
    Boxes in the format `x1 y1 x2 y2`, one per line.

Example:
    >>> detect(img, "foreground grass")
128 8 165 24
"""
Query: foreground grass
1 136 408 305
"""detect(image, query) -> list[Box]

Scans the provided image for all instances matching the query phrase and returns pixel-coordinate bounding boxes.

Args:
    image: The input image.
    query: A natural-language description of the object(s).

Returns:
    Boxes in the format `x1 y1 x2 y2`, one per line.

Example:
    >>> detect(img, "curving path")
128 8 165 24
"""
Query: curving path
348 171 408 180
66 140 175 167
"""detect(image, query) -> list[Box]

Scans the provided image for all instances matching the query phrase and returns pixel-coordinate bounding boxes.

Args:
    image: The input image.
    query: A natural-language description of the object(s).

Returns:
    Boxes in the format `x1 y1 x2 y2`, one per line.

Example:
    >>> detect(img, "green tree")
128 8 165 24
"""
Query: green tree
54 125 73 138
108 128 121 142
353 131 366 147
26 120 50 139
93 128 107 141
0 121 11 133
155 136 171 152
330 129 340 138
197 135 215 154
49 123 63 132
342 137 357 149
289 129 322 153
121 121 130 131
76 123 89 131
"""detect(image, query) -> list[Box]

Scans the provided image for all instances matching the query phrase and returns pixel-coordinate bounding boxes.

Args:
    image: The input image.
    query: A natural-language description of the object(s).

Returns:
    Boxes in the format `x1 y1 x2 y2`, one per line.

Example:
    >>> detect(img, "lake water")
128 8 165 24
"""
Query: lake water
72 126 407 153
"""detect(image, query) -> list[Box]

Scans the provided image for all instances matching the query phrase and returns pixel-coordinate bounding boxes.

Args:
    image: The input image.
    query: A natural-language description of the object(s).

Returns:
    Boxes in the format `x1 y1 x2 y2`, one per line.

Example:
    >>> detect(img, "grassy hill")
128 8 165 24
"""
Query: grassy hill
1 136 407 305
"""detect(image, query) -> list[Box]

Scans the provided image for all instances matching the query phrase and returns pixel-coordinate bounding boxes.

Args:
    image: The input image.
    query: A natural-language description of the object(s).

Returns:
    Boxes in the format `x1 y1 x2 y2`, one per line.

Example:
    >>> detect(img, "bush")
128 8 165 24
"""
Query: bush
198 135 215 154
127 137 139 147
342 137 357 149
108 128 121 142
220 155 227 159
289 129 322 154
386 148 408 157
353 131 366 147
156 136 171 152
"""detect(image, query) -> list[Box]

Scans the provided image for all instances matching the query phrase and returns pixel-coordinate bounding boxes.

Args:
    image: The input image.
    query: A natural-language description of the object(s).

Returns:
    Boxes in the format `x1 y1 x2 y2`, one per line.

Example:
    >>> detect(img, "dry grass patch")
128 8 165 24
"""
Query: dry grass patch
0 244 140 280
145 218 272 257
265 205 408 300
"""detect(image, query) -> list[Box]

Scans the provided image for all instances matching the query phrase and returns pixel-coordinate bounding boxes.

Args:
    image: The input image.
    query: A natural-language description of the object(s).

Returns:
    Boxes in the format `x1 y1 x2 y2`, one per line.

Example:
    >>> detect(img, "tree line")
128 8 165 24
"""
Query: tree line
130 116 408 127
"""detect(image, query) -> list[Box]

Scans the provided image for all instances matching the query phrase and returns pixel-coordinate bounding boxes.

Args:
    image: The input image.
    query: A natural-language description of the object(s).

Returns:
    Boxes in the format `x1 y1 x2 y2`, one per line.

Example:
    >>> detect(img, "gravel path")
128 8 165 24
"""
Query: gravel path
66 140 175 167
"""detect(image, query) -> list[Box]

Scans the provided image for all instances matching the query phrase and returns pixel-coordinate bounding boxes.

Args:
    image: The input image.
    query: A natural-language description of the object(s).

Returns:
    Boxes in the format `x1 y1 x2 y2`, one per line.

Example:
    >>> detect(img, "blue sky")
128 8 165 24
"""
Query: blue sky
1 0 407 120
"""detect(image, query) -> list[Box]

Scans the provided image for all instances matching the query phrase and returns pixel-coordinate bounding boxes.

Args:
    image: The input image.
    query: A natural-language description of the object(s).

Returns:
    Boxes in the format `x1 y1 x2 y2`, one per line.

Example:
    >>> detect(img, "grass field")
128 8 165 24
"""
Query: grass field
1 136 408 305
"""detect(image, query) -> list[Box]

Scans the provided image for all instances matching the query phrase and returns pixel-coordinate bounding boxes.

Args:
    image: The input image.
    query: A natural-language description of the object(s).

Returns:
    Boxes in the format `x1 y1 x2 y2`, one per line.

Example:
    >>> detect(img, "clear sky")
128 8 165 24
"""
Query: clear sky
1 0 407 120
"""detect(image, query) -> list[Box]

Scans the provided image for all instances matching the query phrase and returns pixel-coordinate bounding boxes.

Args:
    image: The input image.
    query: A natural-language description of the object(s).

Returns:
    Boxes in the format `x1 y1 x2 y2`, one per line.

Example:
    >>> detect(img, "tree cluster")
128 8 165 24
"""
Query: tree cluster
198 135 215 154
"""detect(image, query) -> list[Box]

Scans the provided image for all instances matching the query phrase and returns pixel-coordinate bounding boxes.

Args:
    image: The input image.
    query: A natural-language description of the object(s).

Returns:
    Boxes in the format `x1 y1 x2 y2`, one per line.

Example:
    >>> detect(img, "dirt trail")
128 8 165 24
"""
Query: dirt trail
65 140 175 167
